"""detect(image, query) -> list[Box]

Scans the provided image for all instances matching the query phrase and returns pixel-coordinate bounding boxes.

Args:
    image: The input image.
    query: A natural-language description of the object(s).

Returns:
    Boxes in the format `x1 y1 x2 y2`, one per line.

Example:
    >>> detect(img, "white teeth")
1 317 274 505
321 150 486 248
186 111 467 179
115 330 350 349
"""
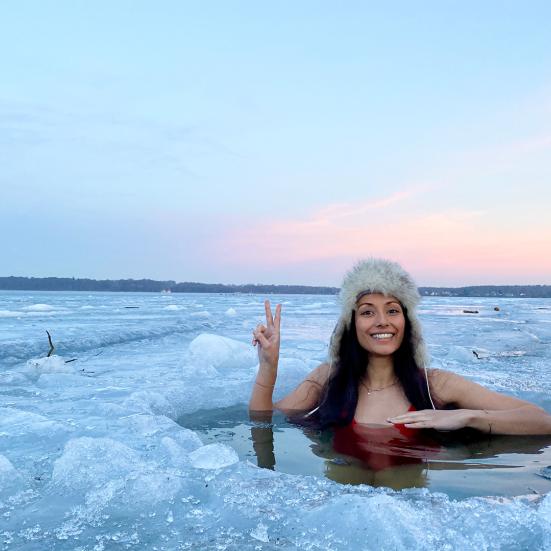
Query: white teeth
371 333 393 339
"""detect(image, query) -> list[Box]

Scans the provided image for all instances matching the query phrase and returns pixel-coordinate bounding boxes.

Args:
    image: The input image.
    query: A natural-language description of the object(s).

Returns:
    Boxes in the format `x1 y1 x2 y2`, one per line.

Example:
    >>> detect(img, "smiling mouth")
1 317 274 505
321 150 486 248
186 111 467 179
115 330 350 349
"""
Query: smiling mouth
370 333 395 340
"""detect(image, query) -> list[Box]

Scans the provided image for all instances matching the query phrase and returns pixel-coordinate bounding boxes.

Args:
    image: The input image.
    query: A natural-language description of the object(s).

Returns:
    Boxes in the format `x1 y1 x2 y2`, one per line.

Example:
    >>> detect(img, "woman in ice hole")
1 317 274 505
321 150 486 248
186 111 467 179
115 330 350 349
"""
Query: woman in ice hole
249 258 551 435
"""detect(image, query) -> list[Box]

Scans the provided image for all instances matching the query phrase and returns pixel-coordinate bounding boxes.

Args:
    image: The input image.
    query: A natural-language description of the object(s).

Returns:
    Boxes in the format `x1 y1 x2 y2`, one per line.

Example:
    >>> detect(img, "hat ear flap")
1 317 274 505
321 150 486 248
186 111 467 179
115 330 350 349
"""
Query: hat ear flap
329 316 348 366
409 317 429 369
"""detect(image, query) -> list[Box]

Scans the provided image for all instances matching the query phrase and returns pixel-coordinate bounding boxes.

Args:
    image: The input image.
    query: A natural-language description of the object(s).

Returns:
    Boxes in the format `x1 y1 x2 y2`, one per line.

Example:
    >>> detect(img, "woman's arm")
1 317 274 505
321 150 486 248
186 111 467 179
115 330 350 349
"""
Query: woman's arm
249 301 282 411
250 356 330 413
248 300 331 412
465 406 551 435
389 369 551 435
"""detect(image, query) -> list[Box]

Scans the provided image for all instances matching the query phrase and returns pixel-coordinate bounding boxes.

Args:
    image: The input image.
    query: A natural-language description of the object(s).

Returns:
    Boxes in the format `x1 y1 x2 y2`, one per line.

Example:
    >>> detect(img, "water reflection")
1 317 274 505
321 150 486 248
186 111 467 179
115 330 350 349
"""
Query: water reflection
249 410 276 470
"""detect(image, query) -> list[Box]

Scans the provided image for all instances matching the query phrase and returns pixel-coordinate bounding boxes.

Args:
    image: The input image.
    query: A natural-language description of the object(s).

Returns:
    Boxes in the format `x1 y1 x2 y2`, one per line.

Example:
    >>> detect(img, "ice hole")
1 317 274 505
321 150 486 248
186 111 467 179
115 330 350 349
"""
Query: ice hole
177 404 551 499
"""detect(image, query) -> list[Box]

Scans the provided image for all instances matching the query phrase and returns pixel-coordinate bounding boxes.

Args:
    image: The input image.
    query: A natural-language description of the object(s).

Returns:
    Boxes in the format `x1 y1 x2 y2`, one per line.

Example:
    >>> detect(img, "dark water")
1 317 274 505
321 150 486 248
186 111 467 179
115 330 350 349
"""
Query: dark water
178 405 551 499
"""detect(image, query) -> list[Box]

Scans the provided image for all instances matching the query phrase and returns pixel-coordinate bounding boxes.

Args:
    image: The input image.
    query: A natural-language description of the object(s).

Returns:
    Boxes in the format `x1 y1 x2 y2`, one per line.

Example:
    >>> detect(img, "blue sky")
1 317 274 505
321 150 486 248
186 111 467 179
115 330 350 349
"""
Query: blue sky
1 1 550 285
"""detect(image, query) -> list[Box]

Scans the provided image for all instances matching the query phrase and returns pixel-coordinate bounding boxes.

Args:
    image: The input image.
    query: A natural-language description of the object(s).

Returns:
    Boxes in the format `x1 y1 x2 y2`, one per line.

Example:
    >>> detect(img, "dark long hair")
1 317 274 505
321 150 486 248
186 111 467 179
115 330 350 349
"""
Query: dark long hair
301 308 435 429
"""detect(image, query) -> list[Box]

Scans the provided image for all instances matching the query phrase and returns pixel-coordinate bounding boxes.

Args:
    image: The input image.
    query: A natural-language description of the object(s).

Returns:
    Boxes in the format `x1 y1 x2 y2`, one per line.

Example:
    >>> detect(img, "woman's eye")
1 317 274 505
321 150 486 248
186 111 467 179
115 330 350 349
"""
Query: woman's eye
360 310 374 316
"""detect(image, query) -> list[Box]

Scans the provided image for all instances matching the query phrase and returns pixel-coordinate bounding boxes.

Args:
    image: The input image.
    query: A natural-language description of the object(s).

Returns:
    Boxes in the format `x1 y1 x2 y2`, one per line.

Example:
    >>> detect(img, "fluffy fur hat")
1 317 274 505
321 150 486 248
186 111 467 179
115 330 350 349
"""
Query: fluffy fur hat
328 258 429 369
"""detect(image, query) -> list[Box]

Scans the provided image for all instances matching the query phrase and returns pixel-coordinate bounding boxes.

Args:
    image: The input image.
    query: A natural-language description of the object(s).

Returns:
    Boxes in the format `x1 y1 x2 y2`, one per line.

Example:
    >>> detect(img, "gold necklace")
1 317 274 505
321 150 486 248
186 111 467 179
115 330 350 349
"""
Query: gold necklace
361 379 398 395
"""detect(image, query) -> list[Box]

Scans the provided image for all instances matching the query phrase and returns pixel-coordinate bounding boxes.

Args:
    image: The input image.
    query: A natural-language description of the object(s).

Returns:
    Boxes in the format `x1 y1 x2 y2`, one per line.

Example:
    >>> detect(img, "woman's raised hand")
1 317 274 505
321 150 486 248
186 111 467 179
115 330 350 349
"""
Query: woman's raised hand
252 300 282 370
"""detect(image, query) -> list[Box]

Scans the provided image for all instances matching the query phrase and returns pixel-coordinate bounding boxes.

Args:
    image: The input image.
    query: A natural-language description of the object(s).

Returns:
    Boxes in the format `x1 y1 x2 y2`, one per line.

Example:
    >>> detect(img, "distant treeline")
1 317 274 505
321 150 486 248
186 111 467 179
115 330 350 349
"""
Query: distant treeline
420 286 551 298
0 276 338 295
0 276 550 297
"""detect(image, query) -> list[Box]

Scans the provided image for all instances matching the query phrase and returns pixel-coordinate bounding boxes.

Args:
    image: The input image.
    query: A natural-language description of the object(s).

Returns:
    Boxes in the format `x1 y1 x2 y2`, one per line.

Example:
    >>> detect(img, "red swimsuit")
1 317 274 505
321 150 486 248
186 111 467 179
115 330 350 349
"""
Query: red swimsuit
333 406 441 471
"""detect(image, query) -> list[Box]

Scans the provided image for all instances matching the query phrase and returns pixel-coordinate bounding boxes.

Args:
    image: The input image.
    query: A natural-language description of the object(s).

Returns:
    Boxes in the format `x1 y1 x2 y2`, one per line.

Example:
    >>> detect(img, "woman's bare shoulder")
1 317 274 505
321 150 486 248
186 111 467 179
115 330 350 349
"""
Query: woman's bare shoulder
426 368 458 403
427 368 452 384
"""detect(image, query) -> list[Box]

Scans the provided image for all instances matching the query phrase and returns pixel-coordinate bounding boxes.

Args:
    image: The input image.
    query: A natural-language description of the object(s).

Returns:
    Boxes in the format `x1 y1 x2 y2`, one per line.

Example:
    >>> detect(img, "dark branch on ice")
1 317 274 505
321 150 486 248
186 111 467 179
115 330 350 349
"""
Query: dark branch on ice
46 330 55 357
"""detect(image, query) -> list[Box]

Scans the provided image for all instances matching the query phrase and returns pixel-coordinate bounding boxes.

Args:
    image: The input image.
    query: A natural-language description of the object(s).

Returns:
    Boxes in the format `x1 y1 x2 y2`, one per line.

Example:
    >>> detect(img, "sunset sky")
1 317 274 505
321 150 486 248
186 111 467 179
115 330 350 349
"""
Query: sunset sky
1 1 550 286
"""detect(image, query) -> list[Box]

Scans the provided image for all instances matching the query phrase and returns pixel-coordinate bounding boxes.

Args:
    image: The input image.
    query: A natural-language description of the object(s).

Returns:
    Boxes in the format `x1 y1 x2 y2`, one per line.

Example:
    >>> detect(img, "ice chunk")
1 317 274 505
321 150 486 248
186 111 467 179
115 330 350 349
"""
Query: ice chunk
35 373 83 389
126 470 182 506
160 430 203 464
188 443 239 469
0 371 29 385
0 407 68 438
250 522 269 542
51 437 183 522
296 302 326 313
540 493 551 527
123 391 178 419
25 355 75 375
190 310 211 318
272 357 313 396
0 454 21 491
225 307 237 316
184 333 256 376
22 303 56 311
52 437 144 490
277 357 311 377
0 309 19 317
171 428 203 452
121 413 178 437
160 437 193 468
0 454 16 474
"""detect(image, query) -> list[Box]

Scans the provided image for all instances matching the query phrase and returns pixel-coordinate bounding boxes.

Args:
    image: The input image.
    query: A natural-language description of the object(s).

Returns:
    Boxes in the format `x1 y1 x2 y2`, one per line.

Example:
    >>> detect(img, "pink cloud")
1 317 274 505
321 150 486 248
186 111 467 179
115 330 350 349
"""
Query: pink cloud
217 196 551 285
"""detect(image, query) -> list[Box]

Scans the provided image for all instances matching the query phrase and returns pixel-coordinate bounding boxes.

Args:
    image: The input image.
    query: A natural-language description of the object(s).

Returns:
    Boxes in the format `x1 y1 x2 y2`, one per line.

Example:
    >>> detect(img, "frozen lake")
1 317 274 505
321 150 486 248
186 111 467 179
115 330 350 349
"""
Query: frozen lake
1 291 551 550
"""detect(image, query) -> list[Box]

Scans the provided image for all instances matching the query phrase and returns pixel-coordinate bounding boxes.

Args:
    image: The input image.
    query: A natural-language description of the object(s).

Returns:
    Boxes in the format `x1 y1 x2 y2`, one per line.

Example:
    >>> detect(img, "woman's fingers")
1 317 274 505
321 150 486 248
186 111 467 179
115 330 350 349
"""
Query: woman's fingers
253 324 272 346
389 410 469 431
264 301 282 331
403 421 431 429
253 330 271 348
388 410 434 425
274 304 282 331
252 301 282 348
388 411 425 423
264 300 274 327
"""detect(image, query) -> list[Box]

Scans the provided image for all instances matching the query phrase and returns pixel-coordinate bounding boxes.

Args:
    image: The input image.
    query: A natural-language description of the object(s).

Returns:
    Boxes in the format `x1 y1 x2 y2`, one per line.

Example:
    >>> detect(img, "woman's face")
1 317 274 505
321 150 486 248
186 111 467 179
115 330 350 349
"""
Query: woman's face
354 293 405 357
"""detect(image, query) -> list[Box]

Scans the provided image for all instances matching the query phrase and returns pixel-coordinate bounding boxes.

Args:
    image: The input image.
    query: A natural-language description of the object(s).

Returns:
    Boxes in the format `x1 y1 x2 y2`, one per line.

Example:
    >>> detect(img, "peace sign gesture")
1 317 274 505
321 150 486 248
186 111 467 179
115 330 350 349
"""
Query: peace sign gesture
252 300 282 370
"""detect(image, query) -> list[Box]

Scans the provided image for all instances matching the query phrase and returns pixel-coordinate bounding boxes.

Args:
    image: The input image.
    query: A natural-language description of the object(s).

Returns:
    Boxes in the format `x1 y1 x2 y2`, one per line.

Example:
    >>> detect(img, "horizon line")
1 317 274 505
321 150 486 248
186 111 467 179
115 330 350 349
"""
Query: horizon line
1 275 550 290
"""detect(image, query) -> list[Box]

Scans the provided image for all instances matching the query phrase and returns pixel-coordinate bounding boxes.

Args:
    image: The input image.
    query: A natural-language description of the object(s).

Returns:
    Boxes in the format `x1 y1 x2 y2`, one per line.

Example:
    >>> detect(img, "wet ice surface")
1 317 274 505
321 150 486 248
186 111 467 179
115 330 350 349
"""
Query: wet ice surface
1 291 551 550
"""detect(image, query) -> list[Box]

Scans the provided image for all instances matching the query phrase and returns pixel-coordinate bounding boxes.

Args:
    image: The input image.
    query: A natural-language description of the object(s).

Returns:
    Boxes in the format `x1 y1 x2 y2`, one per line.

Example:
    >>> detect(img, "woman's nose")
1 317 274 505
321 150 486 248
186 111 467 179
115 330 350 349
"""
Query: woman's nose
375 312 389 326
